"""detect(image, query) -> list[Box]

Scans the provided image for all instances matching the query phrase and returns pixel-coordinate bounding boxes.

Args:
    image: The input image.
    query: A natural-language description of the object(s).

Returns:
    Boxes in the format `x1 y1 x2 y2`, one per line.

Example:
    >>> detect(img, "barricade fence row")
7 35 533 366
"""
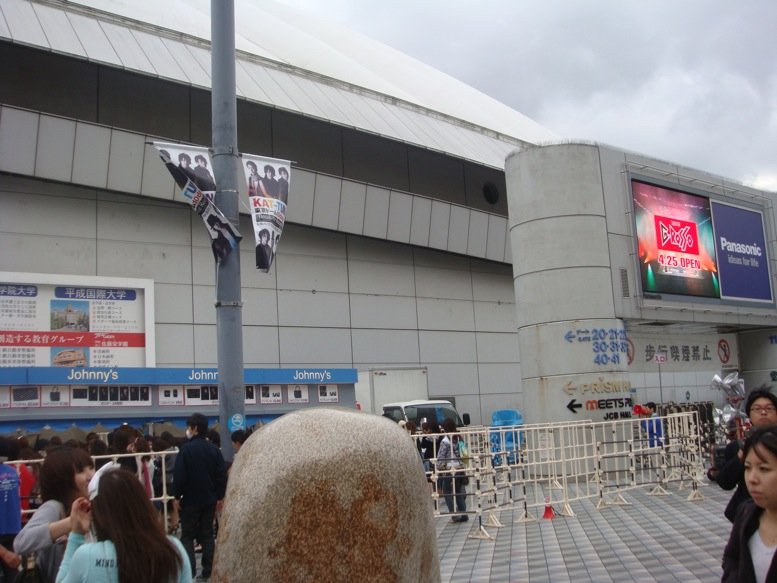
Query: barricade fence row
9 413 704 541
9 450 178 531
415 411 706 539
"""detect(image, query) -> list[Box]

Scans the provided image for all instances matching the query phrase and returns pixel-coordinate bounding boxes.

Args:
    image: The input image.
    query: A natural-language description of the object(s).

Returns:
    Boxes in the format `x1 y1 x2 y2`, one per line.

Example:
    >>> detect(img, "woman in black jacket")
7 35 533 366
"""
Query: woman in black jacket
722 426 777 582
713 389 777 522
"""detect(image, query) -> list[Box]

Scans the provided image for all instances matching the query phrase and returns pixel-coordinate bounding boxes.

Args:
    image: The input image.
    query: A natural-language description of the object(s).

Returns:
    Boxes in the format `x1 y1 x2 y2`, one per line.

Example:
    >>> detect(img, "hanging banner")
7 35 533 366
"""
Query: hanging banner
152 142 241 263
242 154 290 272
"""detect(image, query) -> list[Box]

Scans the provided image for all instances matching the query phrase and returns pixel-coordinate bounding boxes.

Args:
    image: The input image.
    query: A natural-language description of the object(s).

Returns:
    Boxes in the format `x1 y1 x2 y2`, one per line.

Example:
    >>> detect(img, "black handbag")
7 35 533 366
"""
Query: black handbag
17 554 45 583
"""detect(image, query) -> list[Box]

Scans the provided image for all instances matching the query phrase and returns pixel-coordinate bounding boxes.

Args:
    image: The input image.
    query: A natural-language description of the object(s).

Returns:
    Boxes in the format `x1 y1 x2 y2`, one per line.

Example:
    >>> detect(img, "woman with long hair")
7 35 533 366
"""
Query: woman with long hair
14 446 95 582
55 467 191 583
722 425 777 582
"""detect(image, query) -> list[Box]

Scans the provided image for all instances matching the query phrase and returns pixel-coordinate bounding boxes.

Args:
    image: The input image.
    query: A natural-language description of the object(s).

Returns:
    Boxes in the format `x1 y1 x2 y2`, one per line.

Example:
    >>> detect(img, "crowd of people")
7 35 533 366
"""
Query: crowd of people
399 417 469 523
4 392 777 581
397 388 777 581
0 414 244 583
706 388 777 582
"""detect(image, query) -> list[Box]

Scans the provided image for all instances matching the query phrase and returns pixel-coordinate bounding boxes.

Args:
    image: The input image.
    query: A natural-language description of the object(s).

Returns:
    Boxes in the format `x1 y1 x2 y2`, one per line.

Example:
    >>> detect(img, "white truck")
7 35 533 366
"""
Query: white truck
355 367 470 427
381 399 469 428
355 367 430 414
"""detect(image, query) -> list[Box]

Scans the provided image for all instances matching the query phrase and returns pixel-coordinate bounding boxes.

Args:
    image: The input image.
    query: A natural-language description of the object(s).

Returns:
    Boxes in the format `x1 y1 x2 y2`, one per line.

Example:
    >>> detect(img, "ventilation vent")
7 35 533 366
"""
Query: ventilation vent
620 268 630 298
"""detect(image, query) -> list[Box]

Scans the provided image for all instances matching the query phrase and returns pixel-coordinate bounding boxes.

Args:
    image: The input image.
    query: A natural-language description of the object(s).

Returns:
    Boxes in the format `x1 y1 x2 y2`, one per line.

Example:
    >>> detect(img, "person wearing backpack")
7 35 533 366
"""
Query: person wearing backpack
436 418 468 523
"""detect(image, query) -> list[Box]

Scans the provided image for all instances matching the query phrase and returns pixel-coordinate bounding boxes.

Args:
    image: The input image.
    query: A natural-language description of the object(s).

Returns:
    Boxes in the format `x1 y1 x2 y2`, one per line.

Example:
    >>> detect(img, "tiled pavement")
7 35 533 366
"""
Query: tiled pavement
435 482 732 582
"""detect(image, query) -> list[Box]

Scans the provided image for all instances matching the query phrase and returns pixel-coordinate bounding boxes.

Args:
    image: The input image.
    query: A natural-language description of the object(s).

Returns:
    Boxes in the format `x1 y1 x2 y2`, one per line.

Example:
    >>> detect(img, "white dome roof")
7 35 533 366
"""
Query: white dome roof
1 0 558 167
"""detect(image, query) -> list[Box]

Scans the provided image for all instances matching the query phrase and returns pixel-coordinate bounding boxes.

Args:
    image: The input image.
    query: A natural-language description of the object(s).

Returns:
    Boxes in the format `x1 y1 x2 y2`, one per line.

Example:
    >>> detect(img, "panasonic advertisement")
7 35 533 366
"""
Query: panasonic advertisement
632 179 773 305
711 201 773 303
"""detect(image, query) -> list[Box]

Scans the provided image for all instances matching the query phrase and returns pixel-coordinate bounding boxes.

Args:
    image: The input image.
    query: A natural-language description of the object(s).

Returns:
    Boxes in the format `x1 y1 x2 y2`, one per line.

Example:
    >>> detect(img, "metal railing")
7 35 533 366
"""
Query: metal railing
8 412 705 542
8 449 178 531
414 411 705 540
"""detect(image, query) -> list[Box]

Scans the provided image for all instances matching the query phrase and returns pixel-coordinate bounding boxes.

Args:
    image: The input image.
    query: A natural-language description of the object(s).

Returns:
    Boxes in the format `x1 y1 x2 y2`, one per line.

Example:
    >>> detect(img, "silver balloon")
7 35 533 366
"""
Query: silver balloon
721 403 746 423
710 372 746 400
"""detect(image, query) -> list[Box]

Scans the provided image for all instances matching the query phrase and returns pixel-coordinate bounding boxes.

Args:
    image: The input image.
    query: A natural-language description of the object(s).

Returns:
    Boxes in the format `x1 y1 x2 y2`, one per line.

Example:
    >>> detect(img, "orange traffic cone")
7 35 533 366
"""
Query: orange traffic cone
542 496 556 519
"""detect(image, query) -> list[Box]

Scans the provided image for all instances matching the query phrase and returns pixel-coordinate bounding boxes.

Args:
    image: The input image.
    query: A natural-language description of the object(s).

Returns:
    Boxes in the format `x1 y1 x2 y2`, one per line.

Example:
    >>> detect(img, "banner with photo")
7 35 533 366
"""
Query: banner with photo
152 142 241 263
242 153 290 272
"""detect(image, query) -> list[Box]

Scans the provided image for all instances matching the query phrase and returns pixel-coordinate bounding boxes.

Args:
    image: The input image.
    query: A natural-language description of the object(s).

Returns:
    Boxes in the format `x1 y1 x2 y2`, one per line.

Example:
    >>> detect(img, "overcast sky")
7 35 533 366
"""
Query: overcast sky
275 0 776 191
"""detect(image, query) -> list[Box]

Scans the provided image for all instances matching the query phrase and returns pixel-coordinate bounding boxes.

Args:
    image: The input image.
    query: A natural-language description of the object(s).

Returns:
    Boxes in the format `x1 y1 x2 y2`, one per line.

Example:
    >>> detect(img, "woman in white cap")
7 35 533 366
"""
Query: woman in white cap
55 466 191 583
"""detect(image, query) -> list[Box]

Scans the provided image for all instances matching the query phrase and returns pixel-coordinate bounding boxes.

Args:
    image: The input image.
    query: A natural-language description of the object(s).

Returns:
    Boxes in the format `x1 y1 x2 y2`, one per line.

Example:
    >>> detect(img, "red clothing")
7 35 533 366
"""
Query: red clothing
17 463 35 523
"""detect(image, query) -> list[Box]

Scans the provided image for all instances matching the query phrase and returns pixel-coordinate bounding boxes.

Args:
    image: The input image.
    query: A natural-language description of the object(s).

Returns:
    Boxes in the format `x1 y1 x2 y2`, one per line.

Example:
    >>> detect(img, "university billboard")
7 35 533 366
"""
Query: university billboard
0 272 155 368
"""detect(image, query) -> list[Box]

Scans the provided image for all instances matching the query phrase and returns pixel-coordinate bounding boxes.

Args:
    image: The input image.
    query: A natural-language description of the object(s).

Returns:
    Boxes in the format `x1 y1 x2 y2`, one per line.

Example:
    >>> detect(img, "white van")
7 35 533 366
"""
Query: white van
382 399 469 428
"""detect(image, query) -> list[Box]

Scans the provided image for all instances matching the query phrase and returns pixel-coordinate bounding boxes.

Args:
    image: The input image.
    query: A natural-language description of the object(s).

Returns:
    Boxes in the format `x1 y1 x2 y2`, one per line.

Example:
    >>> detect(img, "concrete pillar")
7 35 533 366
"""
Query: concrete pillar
505 144 632 423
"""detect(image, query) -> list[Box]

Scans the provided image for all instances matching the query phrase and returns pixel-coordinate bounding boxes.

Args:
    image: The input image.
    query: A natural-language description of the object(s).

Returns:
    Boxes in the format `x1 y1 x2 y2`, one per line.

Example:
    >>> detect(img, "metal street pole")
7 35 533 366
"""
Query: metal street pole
211 0 244 462
658 361 663 404
654 351 666 405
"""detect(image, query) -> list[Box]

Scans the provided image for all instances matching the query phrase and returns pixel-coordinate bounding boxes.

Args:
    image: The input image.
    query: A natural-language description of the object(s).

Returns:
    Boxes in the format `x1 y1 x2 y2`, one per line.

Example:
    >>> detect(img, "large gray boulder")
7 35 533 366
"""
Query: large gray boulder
212 407 440 583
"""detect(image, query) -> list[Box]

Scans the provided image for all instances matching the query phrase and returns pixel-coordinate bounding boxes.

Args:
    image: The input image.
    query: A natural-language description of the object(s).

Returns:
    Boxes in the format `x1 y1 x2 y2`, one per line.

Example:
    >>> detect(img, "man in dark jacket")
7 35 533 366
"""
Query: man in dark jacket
712 388 777 522
174 413 227 580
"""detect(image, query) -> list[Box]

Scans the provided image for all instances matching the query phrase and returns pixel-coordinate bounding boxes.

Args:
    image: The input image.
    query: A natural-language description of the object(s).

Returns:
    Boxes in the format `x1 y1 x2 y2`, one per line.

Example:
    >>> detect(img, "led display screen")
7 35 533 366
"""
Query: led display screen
632 180 719 298
632 179 773 305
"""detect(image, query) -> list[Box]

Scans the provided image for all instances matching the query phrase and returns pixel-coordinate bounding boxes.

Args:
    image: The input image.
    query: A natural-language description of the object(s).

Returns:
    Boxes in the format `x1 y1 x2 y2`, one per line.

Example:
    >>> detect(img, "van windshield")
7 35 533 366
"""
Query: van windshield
405 404 462 428
383 407 403 423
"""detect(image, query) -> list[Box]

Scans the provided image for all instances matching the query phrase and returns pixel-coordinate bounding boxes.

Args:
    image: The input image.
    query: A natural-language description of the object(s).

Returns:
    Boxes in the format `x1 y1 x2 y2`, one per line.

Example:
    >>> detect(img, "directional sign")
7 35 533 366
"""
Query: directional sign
654 352 668 364
562 327 629 366
567 399 582 414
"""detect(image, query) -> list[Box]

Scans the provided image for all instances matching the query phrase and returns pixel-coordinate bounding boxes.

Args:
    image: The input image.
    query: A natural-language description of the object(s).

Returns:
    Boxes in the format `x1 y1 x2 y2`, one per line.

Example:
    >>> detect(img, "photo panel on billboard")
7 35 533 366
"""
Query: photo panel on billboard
632 180 719 298
0 272 155 367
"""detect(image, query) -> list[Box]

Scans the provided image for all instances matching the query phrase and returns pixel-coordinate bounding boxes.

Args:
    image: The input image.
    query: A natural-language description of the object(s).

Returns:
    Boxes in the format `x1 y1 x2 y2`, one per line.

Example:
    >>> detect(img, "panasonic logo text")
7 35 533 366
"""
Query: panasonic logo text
720 237 762 256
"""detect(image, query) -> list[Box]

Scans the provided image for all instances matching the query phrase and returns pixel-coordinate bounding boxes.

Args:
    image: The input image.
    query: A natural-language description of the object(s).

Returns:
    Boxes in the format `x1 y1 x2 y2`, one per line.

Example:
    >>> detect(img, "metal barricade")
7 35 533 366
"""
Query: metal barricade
414 411 705 540
8 449 178 530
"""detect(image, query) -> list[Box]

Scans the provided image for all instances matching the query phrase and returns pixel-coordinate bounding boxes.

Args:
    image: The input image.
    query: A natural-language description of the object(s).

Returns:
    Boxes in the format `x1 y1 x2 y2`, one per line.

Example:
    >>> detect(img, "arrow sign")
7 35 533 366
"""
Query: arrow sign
564 331 576 343
567 399 582 414
562 381 576 396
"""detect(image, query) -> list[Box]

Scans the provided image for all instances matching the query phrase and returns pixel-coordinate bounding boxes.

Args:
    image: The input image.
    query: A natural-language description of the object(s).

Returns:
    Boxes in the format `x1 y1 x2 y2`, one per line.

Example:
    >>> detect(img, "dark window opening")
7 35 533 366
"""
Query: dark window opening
483 181 500 205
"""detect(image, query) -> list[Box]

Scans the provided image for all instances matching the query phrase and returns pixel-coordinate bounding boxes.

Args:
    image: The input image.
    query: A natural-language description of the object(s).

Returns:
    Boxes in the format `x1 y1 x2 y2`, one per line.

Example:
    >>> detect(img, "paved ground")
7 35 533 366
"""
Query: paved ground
435 481 732 583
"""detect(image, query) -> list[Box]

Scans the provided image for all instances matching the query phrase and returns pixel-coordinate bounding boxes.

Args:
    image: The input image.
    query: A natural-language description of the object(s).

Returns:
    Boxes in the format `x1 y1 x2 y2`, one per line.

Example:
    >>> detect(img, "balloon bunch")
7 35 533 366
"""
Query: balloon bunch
711 371 745 405
711 371 748 438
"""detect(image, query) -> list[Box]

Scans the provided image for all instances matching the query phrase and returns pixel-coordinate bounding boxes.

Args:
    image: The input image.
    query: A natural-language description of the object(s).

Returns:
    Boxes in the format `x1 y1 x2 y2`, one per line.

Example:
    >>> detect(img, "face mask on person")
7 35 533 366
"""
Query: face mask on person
185 428 193 440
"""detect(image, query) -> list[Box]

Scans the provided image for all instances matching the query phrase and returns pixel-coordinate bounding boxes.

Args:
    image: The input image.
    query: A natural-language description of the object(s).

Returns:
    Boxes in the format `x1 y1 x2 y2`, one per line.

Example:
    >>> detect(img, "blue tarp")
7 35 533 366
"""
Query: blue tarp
489 409 525 465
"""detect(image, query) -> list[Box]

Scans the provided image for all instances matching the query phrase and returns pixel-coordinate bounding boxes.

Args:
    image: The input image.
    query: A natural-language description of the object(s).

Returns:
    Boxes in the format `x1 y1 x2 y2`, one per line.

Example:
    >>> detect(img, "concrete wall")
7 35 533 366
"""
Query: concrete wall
739 329 777 390
0 105 513 264
0 174 521 426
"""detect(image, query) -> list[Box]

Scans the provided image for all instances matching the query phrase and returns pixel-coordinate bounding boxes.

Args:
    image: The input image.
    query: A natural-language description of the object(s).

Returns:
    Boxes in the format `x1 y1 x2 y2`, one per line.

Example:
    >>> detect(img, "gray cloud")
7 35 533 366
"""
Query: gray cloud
275 0 777 189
